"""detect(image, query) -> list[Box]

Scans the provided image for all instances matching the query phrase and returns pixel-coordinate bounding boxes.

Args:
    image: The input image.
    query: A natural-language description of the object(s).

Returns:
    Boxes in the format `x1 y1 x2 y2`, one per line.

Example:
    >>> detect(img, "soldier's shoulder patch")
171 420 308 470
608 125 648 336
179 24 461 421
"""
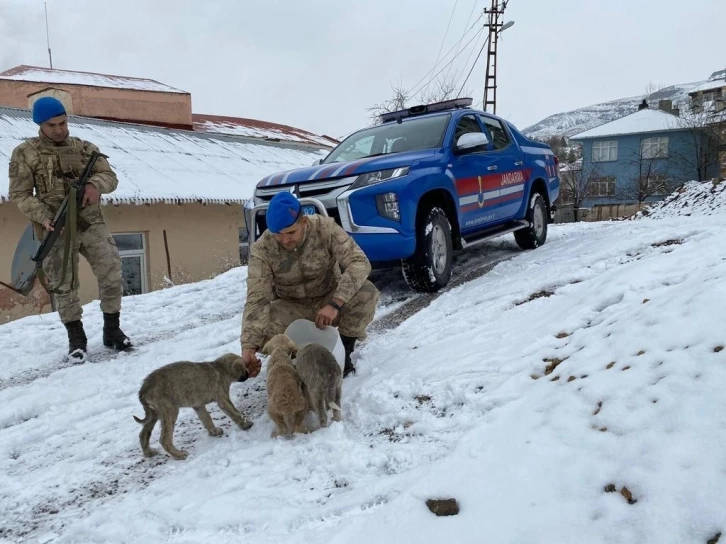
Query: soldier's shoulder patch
8 161 18 178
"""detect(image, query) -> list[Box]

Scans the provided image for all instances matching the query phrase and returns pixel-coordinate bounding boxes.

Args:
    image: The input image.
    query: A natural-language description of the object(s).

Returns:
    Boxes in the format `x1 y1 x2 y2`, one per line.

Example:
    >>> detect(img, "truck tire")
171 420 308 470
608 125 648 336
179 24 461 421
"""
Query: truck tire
402 207 453 292
514 191 548 250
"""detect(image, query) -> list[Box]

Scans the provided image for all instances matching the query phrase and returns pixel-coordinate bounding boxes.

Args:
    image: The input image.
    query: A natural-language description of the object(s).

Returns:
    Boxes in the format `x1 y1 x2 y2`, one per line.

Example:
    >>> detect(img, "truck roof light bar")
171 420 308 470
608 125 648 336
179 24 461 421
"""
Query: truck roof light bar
379 97 474 124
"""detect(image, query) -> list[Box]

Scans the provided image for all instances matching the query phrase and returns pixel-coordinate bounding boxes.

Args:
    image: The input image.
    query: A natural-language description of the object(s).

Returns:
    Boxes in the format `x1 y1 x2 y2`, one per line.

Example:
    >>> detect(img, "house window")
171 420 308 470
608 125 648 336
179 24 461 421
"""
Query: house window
113 233 148 296
646 174 670 195
239 227 249 264
592 141 618 162
642 137 669 159
588 176 616 197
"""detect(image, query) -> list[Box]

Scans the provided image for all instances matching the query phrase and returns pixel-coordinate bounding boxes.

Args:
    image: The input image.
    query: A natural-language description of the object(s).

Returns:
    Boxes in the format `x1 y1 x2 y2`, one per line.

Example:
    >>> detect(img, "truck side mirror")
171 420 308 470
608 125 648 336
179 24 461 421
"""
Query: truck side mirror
455 132 489 154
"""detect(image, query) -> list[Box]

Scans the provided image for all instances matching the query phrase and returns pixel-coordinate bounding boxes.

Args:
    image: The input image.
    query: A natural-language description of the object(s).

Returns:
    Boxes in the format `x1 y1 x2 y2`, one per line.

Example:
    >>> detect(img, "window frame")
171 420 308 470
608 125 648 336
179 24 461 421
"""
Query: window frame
641 136 669 159
592 140 618 162
112 232 148 296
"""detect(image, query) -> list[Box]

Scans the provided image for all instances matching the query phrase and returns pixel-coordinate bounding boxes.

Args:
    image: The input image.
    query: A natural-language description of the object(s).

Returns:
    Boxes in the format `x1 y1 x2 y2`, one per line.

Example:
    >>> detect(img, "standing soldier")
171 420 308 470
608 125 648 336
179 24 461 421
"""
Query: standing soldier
241 192 379 378
8 97 132 363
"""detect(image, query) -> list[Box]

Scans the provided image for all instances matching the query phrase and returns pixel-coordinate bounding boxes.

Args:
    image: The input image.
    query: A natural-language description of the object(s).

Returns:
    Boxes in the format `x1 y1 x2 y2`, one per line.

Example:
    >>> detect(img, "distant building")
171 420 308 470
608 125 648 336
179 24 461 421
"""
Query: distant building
0 65 336 323
570 97 722 215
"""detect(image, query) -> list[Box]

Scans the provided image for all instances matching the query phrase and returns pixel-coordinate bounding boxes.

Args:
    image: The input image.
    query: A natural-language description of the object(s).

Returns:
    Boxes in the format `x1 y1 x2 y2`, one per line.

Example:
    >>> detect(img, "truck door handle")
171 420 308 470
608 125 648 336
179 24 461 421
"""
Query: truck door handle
514 160 523 166
487 165 497 171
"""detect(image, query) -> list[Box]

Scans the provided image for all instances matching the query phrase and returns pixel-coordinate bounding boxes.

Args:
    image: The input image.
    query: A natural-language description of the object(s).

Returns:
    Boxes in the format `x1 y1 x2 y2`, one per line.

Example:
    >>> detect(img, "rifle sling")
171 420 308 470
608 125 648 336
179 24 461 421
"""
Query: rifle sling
36 185 79 295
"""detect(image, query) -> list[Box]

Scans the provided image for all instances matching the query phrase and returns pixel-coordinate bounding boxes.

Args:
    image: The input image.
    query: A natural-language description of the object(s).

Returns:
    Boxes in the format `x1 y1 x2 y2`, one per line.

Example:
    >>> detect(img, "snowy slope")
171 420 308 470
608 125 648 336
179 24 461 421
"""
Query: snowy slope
2 214 726 543
522 80 704 141
637 179 726 220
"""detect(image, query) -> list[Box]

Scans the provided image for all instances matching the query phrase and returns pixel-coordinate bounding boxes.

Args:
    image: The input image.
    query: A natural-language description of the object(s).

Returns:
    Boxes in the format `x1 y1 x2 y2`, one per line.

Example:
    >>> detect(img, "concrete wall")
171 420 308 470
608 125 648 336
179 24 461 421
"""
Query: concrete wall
0 80 192 128
0 201 244 324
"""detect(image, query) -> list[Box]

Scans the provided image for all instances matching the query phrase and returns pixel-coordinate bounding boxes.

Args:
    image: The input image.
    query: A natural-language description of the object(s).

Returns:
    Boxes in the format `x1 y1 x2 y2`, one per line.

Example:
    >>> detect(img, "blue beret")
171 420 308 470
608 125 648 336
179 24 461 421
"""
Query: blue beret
267 192 301 233
32 97 66 124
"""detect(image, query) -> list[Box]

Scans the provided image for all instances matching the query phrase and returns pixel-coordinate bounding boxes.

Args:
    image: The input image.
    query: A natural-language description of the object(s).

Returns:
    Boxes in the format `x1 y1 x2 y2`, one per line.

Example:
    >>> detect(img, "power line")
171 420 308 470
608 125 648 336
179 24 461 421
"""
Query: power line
444 0 480 83
431 0 460 80
404 13 484 99
409 25 486 99
457 33 489 97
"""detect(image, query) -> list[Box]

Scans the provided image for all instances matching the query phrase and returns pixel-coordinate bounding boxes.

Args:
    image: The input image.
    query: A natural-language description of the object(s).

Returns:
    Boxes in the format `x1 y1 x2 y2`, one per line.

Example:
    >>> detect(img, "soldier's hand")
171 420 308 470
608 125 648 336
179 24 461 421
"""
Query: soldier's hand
242 348 261 377
315 305 339 329
82 184 101 207
42 219 54 232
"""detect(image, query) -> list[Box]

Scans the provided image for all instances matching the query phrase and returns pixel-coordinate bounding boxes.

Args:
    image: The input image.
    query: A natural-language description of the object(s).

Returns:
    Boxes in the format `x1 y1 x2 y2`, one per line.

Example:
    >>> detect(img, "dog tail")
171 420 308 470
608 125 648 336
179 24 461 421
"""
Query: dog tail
133 400 154 424
328 401 342 412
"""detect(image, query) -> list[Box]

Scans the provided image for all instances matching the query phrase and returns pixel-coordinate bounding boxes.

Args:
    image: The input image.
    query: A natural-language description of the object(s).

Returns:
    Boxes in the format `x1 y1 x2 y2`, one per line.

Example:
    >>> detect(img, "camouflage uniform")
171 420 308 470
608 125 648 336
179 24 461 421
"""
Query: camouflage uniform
8 132 124 324
241 214 379 352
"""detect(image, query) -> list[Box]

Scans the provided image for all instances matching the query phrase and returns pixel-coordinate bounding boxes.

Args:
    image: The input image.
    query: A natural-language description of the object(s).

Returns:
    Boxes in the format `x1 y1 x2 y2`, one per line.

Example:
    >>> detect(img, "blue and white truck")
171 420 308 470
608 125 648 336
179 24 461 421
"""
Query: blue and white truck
245 97 560 292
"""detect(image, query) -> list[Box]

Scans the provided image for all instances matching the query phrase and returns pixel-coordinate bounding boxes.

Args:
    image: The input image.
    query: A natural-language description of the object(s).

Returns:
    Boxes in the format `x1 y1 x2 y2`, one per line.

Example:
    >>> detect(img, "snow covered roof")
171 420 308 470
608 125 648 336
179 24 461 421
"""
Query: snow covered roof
193 114 338 148
689 78 726 94
0 107 327 205
570 108 683 140
0 65 187 94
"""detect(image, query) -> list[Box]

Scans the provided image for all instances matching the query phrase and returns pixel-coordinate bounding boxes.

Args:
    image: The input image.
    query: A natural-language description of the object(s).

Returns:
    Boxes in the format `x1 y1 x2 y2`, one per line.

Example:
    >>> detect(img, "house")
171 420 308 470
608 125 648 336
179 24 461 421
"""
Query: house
0 66 335 324
569 99 721 217
688 67 726 177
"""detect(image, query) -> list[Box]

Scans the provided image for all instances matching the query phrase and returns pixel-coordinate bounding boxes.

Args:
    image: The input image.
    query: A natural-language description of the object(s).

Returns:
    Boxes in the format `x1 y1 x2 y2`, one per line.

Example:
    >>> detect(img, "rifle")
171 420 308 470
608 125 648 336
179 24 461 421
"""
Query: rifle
32 150 107 265
0 150 109 296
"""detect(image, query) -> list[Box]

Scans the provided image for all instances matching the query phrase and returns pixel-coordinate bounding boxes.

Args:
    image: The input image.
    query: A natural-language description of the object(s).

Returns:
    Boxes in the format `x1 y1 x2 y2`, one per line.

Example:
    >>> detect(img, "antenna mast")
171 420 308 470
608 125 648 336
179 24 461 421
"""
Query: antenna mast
44 2 53 69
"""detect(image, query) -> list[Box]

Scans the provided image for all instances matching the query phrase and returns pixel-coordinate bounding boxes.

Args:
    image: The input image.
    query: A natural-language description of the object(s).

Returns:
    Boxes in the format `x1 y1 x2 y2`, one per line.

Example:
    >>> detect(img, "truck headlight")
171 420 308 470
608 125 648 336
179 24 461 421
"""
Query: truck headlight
349 167 409 190
376 192 400 221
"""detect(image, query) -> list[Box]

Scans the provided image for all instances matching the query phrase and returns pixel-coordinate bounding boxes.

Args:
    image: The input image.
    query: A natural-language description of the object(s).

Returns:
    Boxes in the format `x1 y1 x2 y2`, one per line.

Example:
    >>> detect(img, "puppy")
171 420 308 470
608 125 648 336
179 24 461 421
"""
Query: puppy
261 334 308 438
133 353 252 460
295 343 343 428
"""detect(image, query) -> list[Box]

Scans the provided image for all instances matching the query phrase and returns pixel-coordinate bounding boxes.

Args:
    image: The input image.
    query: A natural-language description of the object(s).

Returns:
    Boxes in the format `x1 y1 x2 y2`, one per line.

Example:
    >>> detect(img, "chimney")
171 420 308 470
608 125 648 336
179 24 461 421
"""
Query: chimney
658 99 672 111
638 99 648 111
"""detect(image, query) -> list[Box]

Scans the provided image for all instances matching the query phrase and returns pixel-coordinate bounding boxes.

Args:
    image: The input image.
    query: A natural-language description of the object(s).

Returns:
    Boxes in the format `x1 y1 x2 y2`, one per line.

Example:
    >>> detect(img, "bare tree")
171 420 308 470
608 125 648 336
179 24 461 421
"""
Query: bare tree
367 81 410 125
644 80 665 97
671 108 724 181
616 147 676 206
420 73 464 104
559 146 602 221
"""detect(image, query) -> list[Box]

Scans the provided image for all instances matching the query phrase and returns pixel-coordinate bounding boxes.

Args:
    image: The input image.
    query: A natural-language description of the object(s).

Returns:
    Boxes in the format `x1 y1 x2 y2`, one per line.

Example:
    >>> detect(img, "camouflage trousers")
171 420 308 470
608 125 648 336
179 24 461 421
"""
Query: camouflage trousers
264 280 379 346
42 222 124 324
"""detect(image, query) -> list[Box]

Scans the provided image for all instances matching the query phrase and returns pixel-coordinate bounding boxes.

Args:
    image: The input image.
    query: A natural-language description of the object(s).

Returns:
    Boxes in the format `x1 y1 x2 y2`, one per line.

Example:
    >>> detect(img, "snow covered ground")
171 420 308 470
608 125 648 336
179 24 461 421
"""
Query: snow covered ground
2 185 726 543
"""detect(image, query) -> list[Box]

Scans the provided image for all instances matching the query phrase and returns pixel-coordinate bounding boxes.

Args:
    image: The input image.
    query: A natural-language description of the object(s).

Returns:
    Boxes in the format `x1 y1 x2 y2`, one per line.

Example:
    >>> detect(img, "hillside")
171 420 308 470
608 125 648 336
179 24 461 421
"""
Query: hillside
522 80 705 141
1 203 726 542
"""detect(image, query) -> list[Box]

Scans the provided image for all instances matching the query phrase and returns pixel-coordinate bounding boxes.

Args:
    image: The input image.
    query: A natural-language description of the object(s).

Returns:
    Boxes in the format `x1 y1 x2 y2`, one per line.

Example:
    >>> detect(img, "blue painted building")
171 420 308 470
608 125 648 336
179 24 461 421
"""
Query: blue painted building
570 101 719 207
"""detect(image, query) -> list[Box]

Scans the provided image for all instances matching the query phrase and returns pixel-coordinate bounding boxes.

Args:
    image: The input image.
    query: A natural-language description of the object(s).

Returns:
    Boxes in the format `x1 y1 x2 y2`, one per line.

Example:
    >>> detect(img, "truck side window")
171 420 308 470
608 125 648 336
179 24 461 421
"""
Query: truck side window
453 114 483 145
479 115 511 151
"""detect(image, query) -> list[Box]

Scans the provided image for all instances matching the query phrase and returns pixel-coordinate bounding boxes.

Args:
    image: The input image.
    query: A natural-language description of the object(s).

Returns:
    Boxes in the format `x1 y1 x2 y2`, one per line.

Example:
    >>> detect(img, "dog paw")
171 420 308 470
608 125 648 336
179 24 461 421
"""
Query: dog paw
172 450 189 460
143 448 159 458
239 420 253 431
209 427 224 437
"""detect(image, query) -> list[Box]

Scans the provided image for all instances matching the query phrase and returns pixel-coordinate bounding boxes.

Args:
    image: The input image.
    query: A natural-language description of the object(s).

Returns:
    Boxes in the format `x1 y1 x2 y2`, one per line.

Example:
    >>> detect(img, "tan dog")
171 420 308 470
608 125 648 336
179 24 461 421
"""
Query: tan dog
133 353 253 460
261 334 309 438
295 343 343 428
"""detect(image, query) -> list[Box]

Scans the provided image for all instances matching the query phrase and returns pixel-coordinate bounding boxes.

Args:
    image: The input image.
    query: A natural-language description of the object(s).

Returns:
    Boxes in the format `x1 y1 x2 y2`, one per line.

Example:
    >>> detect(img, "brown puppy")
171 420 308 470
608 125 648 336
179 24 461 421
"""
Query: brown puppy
261 334 309 438
295 343 343 428
133 353 252 460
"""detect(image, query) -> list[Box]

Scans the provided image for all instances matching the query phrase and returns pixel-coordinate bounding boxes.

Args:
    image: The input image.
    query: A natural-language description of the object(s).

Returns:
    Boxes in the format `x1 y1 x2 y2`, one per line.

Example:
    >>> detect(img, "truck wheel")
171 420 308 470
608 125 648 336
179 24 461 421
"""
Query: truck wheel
402 207 452 292
515 191 548 250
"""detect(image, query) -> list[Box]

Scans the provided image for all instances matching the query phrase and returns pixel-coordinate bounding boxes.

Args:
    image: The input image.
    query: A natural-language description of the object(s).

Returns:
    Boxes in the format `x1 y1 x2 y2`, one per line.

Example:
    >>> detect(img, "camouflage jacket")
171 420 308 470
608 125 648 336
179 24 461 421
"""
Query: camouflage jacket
241 214 372 349
8 131 118 229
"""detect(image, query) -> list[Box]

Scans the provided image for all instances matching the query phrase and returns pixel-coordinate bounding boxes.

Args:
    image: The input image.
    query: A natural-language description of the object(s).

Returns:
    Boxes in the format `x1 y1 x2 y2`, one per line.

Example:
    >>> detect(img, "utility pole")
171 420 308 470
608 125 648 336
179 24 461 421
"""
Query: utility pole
44 2 53 69
483 0 513 114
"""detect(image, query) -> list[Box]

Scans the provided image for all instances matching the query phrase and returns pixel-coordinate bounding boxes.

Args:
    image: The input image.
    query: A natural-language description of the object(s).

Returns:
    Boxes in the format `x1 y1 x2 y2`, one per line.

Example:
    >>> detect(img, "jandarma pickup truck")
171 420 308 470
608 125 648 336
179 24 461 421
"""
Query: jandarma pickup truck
244 97 560 292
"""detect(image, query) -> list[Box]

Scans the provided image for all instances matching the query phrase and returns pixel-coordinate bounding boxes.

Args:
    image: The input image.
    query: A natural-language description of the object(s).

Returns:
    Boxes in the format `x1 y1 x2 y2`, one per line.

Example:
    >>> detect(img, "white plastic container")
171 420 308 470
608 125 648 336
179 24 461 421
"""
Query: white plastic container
283 318 345 371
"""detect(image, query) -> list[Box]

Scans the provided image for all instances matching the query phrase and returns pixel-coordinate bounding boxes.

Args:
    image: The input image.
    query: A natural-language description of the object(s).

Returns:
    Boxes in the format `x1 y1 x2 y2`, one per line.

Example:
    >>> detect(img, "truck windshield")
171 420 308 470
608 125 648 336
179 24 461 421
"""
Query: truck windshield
323 114 450 164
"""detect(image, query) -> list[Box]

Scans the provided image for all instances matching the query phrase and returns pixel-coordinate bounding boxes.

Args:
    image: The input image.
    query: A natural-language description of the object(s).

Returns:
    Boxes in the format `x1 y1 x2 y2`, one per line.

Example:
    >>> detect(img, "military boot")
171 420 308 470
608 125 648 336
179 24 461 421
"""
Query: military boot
103 312 132 351
341 335 357 377
64 320 88 364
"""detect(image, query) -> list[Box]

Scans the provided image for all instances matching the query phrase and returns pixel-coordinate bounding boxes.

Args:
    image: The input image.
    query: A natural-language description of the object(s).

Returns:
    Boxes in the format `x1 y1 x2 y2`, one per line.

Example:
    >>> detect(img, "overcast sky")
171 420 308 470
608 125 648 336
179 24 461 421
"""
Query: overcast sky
0 0 723 139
